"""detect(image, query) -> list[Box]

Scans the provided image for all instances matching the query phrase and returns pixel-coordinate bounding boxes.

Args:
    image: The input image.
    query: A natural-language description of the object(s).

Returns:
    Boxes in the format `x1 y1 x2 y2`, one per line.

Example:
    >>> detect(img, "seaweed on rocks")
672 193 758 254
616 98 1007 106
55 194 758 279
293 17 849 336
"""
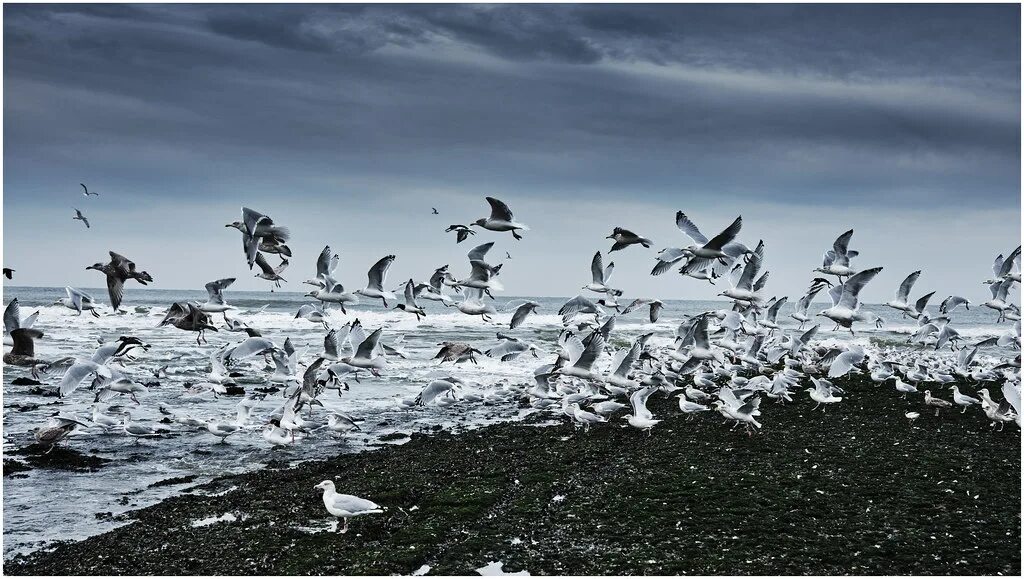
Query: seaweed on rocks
4 376 1020 575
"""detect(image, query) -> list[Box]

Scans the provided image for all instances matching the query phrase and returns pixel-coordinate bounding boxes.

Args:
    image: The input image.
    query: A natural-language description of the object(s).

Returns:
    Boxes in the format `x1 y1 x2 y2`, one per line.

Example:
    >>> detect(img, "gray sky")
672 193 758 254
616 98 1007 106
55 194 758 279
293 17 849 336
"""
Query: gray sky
3 3 1020 303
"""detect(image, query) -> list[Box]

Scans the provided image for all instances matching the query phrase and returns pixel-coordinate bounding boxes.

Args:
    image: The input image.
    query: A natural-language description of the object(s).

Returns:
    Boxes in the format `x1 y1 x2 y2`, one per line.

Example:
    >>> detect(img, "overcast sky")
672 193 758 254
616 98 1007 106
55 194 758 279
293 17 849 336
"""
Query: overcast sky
3 3 1020 304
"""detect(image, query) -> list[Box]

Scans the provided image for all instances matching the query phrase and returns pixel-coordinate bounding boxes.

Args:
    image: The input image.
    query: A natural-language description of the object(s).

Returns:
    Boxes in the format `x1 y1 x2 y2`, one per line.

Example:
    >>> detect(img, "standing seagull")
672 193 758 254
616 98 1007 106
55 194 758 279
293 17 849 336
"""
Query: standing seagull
254 253 288 291
313 480 384 534
607 228 653 252
472 197 529 240
356 255 397 307
72 208 90 229
86 251 153 312
80 183 100 197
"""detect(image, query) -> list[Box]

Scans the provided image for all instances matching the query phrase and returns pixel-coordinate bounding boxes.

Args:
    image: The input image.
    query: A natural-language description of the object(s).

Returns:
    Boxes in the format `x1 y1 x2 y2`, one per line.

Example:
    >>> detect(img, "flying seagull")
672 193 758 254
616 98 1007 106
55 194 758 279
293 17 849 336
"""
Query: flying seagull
73 208 90 229
472 197 529 240
80 183 99 197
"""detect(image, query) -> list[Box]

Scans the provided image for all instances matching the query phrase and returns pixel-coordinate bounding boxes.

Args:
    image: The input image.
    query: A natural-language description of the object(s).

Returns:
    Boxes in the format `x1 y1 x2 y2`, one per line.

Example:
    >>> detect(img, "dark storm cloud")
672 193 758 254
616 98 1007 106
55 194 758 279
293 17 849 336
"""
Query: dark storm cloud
2 3 1019 297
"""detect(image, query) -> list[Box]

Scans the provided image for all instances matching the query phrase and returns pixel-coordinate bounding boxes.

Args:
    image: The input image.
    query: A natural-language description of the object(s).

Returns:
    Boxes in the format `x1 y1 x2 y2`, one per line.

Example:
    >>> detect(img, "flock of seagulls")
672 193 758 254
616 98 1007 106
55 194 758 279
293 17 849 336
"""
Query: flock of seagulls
3 192 1022 534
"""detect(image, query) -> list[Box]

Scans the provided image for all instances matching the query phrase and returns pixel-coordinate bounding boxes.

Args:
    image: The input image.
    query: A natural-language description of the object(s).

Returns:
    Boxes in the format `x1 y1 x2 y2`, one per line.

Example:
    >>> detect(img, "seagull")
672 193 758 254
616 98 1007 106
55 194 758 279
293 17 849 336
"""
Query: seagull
583 251 615 294
453 243 504 296
327 413 362 434
3 328 47 366
604 341 642 390
2 268 12 279
34 416 89 450
434 342 482 364
982 278 1015 322
939 295 971 314
395 279 427 320
55 286 100 317
72 208 90 228
807 378 843 410
885 271 921 317
159 302 218 345
254 253 288 291
507 300 540 329
3 298 39 347
86 251 153 312
719 241 766 305
817 266 883 334
554 333 604 381
679 215 744 263
341 328 387 376
205 420 243 443
677 395 711 417
457 288 497 321
813 229 858 280
624 386 661 434
80 183 100 197
306 273 359 313
304 245 341 288
226 207 290 270
894 377 919 398
569 403 607 432
196 278 236 314
923 390 953 416
951 386 982 413
654 212 749 278
622 298 664 323
295 304 329 329
432 207 439 215
558 295 604 325
355 255 396 307
445 224 476 243
313 480 384 534
472 197 529 240
415 379 459 405
121 412 167 440
485 333 539 361
790 285 823 329
606 227 653 252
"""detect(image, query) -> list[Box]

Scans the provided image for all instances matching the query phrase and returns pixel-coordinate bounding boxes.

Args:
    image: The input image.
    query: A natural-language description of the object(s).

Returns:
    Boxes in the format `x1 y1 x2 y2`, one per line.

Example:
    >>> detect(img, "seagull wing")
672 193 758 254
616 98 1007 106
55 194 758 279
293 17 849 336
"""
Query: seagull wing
315 246 333 278
354 328 382 359
590 251 605 284
467 242 494 263
105 275 124 311
896 271 921 302
366 255 395 291
675 212 709 244
838 267 882 310
4 298 20 334
703 216 743 251
485 197 514 221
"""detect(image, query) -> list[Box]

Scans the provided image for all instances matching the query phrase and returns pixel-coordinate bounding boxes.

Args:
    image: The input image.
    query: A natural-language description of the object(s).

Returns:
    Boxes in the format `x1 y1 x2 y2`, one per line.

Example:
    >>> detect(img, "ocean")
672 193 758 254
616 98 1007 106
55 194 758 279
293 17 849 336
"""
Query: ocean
1 285 1015 558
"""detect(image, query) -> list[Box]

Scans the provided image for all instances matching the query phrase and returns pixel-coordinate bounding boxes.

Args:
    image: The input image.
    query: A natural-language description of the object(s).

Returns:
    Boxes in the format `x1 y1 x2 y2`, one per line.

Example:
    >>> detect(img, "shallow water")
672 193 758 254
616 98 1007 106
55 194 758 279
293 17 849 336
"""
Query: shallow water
1 286 1015 558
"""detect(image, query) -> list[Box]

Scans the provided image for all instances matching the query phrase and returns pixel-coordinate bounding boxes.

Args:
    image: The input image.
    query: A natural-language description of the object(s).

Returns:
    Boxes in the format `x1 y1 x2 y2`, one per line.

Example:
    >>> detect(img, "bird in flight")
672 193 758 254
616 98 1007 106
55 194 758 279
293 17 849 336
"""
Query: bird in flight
73 208 90 228
80 183 100 197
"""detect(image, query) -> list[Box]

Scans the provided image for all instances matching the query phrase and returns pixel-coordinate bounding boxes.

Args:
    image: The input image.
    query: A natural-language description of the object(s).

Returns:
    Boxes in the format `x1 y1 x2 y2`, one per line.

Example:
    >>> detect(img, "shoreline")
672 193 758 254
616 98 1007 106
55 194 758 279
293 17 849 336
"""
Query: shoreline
5 376 1021 575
